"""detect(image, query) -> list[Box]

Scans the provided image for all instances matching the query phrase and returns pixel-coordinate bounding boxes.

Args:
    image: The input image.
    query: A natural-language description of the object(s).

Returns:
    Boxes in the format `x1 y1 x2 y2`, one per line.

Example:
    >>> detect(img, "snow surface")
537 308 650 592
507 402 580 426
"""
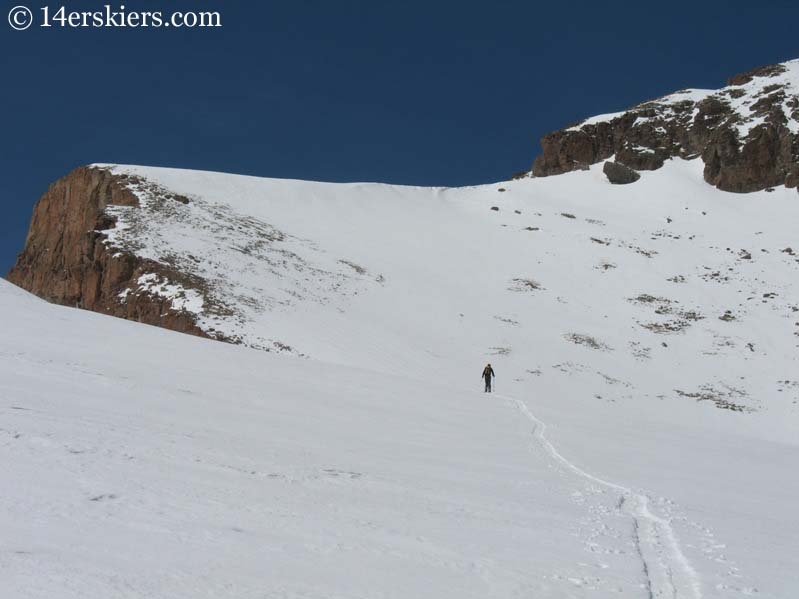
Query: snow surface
3 157 799 598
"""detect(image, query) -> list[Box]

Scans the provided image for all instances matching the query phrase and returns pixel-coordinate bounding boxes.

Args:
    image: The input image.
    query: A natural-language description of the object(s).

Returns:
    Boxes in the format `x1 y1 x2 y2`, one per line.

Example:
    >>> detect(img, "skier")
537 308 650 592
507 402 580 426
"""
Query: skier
482 363 495 392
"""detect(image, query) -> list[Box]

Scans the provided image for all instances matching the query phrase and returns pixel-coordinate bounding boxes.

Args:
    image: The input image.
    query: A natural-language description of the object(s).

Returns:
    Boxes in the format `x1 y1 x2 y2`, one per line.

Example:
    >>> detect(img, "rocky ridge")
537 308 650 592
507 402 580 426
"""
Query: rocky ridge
532 59 799 193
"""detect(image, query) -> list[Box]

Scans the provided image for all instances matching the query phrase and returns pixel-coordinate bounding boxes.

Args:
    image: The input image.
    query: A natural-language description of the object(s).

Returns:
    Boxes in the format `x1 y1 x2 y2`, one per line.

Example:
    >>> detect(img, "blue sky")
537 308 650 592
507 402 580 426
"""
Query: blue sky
1 0 797 274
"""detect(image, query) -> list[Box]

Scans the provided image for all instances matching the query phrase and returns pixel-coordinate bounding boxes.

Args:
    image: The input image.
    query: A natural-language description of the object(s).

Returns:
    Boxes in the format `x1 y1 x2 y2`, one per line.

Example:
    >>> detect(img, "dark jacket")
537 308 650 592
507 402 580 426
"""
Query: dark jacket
482 365 495 380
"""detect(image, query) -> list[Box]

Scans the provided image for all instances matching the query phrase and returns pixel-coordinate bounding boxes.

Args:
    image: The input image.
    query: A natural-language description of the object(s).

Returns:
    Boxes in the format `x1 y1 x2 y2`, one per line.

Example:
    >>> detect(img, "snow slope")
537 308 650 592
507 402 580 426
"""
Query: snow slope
3 157 799 597
0 278 690 599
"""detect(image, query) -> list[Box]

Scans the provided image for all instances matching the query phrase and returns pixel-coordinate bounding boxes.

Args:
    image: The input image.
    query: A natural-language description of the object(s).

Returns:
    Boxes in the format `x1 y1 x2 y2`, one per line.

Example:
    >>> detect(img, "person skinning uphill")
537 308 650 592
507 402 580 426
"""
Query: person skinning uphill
482 363 495 392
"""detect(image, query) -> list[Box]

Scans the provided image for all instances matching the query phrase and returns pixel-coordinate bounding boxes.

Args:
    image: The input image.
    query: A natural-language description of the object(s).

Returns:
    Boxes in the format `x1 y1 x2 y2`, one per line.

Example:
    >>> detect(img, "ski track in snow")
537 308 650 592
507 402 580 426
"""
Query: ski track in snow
500 394 703 599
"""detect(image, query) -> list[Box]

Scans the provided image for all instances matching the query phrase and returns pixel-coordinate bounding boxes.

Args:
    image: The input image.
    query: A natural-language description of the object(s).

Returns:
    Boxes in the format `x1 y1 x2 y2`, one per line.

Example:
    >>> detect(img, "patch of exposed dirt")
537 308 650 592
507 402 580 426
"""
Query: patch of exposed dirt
620 243 658 258
494 315 520 326
338 260 367 275
597 371 632 387
509 278 544 292
564 333 612 351
641 320 692 334
629 342 651 360
630 294 704 334
551 362 588 375
675 384 752 413
596 260 617 271
489 346 511 356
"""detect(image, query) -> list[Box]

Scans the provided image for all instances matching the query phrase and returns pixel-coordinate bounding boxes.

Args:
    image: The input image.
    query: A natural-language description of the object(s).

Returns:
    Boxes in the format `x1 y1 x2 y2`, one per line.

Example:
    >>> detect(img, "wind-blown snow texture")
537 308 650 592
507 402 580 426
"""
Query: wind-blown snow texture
3 158 798 598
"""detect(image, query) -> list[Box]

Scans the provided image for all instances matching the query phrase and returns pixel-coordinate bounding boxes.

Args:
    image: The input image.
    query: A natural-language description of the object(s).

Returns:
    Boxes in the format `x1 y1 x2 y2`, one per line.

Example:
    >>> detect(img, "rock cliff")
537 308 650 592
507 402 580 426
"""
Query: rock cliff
6 166 209 338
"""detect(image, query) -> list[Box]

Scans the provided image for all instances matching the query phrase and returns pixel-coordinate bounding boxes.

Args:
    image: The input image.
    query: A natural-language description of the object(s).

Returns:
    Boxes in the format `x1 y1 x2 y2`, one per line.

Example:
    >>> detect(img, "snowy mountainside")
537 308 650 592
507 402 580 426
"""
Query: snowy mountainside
3 156 799 597
1 257 796 599
90 159 799 414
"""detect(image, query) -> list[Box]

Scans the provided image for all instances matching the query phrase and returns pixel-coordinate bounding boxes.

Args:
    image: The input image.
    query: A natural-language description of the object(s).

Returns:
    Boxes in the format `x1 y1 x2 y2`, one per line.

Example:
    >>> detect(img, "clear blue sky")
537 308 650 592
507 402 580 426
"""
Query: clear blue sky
2 0 797 274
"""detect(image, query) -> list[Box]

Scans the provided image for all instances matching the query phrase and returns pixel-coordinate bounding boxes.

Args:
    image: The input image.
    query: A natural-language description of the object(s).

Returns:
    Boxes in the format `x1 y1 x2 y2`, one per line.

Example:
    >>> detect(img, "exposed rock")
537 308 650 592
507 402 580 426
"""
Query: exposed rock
727 63 787 86
6 166 209 338
786 165 799 188
532 58 799 194
603 161 641 184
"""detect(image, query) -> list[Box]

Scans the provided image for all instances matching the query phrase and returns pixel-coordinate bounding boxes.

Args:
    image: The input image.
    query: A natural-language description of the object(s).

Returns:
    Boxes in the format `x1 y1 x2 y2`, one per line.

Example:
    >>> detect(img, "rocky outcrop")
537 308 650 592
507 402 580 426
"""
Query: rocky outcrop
532 59 799 194
786 165 799 188
6 166 209 337
603 161 641 184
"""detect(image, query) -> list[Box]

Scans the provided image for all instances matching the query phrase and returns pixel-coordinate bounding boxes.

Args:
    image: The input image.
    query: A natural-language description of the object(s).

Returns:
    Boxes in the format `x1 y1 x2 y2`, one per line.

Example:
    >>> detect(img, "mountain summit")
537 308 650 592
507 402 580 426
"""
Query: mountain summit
532 58 799 193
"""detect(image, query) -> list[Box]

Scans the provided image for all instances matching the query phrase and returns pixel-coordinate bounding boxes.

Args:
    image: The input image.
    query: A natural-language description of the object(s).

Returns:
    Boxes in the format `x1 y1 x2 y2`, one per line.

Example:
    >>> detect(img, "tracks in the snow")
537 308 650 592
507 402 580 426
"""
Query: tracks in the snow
501 395 703 599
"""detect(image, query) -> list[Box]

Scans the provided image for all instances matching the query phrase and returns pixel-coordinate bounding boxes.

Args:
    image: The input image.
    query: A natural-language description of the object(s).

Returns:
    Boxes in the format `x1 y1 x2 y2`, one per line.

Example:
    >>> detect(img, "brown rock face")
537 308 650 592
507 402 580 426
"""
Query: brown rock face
6 166 208 337
786 165 799 188
532 59 799 193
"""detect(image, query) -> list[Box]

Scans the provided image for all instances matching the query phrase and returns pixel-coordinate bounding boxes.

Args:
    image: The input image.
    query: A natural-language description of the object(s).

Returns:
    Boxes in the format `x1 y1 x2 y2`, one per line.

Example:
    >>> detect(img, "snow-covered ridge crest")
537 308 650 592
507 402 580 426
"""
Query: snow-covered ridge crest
568 87 717 130
567 60 799 136
533 58 799 193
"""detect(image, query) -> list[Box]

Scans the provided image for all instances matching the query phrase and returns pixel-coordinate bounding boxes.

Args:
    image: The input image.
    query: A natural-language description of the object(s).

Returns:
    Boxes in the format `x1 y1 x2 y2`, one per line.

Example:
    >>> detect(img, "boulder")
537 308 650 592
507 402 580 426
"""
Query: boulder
603 161 641 184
